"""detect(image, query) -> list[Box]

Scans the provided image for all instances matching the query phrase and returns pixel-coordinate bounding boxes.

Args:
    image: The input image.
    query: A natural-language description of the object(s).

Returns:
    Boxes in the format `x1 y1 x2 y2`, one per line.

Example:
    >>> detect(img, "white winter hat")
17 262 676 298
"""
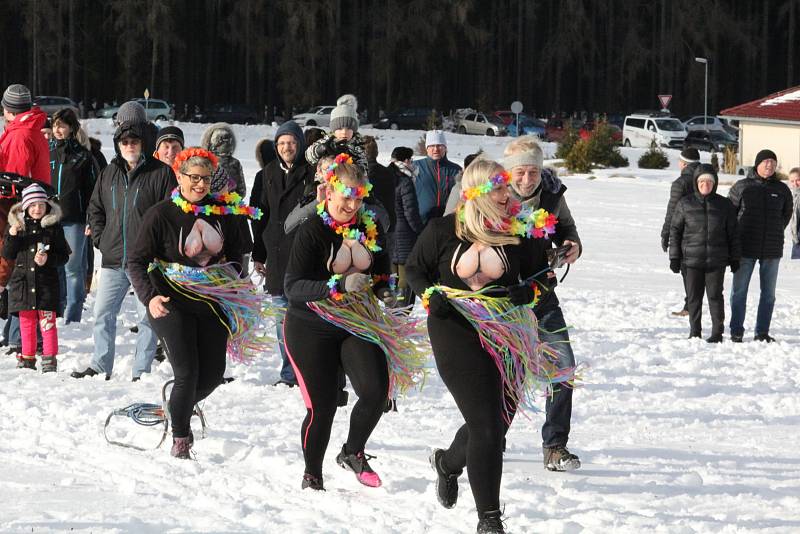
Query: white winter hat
425 130 447 147
329 94 359 133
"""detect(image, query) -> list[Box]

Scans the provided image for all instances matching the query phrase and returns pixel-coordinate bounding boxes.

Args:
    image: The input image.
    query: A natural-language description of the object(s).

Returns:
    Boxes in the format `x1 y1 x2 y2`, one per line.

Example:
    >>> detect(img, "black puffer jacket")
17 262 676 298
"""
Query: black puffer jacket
251 121 316 295
728 168 793 259
367 159 396 232
87 122 176 269
670 165 740 271
50 138 96 224
2 200 70 314
391 161 424 264
661 162 699 250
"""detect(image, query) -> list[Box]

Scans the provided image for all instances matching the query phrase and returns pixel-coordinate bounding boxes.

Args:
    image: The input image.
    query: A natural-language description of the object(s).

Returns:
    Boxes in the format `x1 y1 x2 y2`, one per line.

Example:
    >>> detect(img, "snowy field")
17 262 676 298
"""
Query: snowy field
1 120 799 533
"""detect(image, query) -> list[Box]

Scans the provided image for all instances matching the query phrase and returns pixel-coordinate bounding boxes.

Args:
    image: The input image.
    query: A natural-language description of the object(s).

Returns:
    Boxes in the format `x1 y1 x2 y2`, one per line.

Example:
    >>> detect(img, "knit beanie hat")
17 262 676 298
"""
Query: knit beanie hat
329 94 359 133
679 148 700 163
156 126 185 150
425 130 447 147
116 101 147 125
21 183 48 211
754 149 777 168
391 146 413 161
2 84 32 113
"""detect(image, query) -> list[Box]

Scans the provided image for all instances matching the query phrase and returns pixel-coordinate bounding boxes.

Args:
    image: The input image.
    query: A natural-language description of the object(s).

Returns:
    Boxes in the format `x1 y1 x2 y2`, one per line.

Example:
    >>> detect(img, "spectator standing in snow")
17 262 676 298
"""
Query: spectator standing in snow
153 126 185 167
661 148 700 317
389 146 423 310
362 135 395 254
414 130 461 224
727 150 793 343
201 123 246 197
2 184 70 372
789 167 800 259
305 94 369 174
669 164 740 342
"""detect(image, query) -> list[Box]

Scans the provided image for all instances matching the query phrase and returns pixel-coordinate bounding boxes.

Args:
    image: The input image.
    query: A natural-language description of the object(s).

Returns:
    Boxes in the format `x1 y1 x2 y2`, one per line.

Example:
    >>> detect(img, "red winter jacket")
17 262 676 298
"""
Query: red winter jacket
0 107 51 185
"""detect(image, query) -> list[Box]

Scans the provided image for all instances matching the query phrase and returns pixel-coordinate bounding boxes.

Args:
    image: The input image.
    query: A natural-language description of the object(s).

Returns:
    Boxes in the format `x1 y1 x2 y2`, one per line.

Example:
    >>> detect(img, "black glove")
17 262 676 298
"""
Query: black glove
323 136 339 156
669 259 681 274
730 260 740 273
375 286 397 307
334 138 350 153
427 291 453 319
507 283 536 306
661 237 669 253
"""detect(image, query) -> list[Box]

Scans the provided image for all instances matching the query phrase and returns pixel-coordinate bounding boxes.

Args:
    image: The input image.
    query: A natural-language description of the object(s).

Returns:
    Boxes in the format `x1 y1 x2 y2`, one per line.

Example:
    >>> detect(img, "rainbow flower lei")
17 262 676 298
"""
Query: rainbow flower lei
458 203 557 239
316 201 381 252
325 153 373 199
460 171 512 201
171 188 263 219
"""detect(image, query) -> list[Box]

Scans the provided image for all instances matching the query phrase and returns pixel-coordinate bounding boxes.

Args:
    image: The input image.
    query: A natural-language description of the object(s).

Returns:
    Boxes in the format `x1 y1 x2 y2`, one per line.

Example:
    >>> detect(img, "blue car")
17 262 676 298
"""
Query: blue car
506 116 547 138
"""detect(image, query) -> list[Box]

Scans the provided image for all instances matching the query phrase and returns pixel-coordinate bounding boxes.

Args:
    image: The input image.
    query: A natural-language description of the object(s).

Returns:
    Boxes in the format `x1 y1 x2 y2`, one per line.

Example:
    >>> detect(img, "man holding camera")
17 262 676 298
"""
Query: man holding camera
503 136 582 472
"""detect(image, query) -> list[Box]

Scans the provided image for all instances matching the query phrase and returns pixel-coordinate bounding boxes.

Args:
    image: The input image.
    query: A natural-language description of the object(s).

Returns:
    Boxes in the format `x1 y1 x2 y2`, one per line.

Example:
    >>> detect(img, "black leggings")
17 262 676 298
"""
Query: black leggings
284 312 389 478
428 313 516 514
148 305 228 438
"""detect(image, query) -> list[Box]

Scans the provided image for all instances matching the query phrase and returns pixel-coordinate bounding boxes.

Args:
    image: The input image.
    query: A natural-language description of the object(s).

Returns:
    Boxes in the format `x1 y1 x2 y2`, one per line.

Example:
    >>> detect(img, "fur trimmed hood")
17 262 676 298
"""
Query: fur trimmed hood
255 138 276 168
8 198 62 229
201 123 237 157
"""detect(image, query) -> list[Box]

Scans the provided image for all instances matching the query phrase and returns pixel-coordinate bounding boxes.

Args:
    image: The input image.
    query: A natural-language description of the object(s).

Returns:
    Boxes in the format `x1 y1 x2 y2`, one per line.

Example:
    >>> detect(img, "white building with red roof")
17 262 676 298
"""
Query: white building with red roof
720 86 800 173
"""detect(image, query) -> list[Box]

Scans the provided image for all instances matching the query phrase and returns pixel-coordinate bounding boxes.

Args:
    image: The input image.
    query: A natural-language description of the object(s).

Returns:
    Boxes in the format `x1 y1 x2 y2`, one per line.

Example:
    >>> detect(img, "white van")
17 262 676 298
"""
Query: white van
622 114 687 149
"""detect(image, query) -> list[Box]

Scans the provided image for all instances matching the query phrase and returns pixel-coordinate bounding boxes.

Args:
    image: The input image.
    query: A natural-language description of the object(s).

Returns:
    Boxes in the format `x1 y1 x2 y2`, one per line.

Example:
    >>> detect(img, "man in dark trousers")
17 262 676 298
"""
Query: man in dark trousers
251 121 315 386
661 148 700 316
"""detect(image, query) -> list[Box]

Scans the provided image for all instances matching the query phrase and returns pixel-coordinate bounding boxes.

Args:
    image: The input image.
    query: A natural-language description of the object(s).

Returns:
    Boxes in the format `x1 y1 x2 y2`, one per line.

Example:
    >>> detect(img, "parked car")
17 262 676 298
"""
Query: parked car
374 107 441 130
579 121 623 144
544 118 584 142
97 98 174 121
292 105 335 127
192 104 261 124
622 114 687 148
33 96 79 117
682 130 738 153
682 115 727 132
456 112 507 136
506 116 547 138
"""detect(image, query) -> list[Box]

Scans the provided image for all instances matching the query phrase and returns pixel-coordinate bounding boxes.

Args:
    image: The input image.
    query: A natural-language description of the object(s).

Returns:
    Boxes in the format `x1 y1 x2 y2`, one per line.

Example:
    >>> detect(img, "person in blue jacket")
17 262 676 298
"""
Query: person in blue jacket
414 130 461 224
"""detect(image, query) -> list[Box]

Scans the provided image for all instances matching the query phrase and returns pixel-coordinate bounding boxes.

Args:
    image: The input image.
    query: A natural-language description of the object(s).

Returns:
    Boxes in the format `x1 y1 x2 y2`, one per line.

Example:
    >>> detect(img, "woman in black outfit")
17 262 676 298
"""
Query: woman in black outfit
405 158 553 534
128 148 250 459
283 154 394 491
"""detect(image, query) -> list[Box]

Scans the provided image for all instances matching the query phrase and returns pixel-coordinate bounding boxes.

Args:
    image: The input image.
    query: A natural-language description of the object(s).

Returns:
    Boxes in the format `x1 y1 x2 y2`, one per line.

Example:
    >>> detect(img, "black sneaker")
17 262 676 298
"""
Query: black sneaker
41 356 57 373
754 333 775 343
706 334 723 343
476 509 506 534
273 378 297 387
16 356 36 370
429 448 461 509
132 376 141 382
335 444 382 487
543 445 581 471
70 367 110 380
730 334 743 343
6 346 21 356
301 473 325 491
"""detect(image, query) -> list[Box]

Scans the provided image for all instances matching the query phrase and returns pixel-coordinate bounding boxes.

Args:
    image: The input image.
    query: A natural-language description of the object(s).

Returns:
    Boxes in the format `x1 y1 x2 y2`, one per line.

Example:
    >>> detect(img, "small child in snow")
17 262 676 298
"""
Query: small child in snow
305 94 369 174
669 164 740 343
2 184 71 371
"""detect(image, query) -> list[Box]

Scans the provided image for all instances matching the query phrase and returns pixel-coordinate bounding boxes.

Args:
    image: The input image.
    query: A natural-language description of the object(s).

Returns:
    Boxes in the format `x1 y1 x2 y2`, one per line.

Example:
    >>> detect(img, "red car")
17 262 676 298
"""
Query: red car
579 121 623 144
545 118 584 142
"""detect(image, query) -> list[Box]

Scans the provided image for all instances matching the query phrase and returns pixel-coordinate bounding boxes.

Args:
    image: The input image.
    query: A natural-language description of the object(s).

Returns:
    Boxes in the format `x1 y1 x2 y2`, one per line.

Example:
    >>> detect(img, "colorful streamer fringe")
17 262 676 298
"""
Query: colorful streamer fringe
307 290 427 397
150 260 278 363
428 284 578 421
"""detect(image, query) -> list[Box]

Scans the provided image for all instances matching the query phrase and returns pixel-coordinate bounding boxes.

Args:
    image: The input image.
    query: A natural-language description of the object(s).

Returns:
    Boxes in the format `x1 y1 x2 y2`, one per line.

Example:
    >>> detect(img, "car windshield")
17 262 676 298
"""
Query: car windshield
305 106 322 114
655 119 684 131
711 131 736 142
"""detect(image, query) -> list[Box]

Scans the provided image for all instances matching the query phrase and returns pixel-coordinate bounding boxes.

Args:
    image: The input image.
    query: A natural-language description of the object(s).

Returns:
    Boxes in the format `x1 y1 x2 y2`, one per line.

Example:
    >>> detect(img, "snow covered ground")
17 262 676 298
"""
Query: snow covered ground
1 120 798 533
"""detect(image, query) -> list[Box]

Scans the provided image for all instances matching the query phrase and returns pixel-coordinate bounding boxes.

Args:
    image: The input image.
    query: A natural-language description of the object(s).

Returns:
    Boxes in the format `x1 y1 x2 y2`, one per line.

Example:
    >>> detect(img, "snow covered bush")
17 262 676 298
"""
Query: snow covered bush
638 141 669 169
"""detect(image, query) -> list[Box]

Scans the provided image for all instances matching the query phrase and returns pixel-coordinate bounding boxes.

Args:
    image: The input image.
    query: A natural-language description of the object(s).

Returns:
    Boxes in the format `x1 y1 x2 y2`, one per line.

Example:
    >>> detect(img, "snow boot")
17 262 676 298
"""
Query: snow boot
41 356 57 373
706 334 723 343
171 436 193 459
430 448 461 509
476 509 506 534
335 444 381 487
543 445 581 471
301 473 325 491
70 367 109 380
16 355 36 370
754 333 776 343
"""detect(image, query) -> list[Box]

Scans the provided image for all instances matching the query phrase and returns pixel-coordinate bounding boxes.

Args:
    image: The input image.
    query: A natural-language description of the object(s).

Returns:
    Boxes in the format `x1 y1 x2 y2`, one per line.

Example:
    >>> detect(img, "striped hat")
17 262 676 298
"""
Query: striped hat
21 183 48 211
2 84 32 113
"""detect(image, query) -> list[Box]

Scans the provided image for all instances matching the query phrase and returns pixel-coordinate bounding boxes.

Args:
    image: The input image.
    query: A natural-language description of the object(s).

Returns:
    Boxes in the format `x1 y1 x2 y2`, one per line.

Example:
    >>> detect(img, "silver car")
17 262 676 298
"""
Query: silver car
456 112 507 136
33 96 80 117
97 98 174 122
292 105 335 127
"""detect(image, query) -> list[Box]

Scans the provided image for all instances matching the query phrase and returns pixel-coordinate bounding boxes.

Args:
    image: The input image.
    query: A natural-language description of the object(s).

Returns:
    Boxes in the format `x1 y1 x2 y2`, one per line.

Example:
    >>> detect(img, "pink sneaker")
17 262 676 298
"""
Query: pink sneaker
335 445 382 487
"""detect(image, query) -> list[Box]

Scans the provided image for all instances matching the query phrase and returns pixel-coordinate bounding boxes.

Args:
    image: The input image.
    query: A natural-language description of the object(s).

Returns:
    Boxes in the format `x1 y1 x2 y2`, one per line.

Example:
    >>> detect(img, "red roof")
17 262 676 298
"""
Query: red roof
720 85 800 122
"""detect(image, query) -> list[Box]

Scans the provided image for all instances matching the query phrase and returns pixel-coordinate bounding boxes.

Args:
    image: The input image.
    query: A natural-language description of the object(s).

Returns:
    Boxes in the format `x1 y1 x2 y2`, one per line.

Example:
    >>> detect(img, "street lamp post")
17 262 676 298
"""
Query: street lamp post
695 57 708 132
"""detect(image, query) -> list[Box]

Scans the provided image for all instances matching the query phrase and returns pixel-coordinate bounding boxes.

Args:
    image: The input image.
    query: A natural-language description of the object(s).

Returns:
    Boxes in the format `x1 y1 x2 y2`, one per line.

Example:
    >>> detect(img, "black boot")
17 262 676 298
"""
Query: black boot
476 510 505 534
429 448 461 509
301 473 325 491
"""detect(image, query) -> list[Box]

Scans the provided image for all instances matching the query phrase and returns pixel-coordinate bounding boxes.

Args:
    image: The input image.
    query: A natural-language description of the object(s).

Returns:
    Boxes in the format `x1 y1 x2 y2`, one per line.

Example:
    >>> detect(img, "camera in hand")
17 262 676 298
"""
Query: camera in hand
546 244 572 269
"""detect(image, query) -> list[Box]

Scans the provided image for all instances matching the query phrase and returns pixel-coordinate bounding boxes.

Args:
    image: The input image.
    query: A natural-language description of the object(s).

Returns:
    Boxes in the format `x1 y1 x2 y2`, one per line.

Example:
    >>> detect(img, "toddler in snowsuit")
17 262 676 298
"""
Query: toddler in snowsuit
305 94 369 174
2 184 70 371
669 164 740 342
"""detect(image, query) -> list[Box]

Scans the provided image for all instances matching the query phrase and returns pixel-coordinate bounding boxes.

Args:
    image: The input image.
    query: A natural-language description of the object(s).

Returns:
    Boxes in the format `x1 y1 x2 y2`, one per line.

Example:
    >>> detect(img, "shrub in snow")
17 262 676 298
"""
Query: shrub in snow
555 126 580 159
586 122 628 168
638 141 669 169
565 139 592 173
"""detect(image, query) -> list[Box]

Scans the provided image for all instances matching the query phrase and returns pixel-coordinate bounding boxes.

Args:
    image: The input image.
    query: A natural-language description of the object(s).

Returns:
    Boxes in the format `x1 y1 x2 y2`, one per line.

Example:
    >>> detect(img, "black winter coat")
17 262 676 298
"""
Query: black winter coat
670 172 740 271
728 169 793 259
50 138 96 224
2 201 70 314
661 162 699 250
391 163 424 264
367 159 396 232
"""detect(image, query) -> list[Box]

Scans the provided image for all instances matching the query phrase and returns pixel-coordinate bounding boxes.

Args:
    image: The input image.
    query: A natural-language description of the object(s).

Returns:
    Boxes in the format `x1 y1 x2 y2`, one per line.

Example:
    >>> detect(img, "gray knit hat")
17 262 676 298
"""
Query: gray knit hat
329 94 359 133
2 84 32 113
116 100 147 125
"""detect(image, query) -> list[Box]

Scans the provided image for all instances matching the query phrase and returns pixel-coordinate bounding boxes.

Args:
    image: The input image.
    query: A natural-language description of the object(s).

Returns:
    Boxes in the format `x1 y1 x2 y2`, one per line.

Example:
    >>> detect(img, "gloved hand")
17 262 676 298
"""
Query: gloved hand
334 138 350 153
669 259 681 274
730 260 740 273
427 291 453 319
321 135 338 156
661 237 669 253
507 283 535 306
375 287 397 307
342 272 372 293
